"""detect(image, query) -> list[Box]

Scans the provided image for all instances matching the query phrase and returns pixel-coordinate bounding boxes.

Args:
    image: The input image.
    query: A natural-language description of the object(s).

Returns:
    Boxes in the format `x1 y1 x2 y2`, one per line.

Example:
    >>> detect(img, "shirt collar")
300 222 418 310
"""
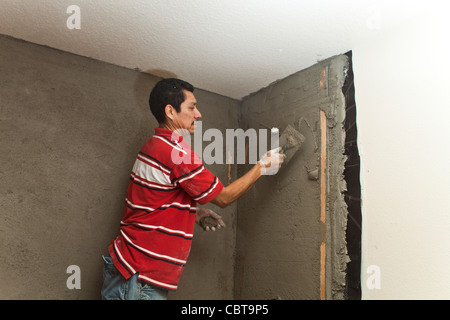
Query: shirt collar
154 127 184 144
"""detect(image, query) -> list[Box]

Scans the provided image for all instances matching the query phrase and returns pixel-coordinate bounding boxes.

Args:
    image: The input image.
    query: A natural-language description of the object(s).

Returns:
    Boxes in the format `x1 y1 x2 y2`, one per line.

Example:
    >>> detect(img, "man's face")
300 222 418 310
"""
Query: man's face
172 90 202 135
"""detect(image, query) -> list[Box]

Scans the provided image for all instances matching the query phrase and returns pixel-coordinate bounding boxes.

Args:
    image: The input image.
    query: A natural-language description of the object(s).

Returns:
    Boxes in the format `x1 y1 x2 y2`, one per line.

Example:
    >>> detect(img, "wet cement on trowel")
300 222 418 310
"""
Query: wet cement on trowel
278 124 305 166
235 54 349 300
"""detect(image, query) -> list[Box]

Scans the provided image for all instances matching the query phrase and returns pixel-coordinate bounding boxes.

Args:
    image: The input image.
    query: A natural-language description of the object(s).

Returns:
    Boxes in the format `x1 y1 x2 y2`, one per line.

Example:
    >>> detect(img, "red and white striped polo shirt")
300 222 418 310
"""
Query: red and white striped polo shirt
108 128 223 290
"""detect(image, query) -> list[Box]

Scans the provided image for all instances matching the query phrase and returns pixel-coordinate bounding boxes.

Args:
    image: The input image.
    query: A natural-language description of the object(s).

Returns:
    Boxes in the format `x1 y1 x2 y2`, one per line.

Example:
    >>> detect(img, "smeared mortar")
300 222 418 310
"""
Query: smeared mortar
276 124 306 167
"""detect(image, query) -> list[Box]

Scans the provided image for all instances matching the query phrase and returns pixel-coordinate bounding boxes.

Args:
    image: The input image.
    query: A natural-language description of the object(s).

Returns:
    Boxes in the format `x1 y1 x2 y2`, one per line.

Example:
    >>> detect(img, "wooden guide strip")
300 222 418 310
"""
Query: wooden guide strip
319 109 327 300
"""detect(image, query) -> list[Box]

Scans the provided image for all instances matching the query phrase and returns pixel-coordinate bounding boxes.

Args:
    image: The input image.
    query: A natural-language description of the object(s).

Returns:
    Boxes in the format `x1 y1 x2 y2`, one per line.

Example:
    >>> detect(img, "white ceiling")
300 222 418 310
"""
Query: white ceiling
0 0 438 99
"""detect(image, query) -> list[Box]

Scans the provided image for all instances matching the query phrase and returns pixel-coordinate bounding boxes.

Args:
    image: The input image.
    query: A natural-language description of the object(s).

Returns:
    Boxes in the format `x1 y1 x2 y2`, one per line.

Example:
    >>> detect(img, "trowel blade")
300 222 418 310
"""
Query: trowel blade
278 124 305 166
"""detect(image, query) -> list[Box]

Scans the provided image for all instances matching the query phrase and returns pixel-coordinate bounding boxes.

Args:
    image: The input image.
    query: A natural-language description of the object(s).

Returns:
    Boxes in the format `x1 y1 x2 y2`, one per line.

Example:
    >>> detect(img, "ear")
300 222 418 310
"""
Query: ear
164 104 175 121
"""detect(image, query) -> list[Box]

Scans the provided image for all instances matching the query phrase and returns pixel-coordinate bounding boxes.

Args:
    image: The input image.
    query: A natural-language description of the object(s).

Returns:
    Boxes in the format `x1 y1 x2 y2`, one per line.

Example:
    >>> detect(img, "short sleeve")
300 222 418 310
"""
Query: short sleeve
170 151 223 205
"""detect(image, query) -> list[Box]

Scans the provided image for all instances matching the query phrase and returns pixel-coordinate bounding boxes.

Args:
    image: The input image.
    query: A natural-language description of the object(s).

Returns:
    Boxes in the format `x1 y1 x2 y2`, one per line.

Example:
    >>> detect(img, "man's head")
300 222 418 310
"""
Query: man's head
149 78 201 135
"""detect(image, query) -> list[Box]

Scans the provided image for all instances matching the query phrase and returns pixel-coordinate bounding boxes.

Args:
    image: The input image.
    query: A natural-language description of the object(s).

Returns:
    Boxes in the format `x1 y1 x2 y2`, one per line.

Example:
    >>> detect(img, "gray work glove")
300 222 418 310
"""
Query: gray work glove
195 208 226 232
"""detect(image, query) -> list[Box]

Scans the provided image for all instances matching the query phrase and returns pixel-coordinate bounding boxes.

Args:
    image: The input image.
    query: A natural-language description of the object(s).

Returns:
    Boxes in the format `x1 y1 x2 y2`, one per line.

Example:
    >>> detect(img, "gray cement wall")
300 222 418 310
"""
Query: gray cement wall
0 35 239 299
0 34 349 300
235 55 349 299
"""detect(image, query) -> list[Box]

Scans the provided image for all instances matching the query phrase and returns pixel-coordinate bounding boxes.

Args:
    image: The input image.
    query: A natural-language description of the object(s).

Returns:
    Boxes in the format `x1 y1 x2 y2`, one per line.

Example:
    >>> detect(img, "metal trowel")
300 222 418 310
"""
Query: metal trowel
275 124 305 166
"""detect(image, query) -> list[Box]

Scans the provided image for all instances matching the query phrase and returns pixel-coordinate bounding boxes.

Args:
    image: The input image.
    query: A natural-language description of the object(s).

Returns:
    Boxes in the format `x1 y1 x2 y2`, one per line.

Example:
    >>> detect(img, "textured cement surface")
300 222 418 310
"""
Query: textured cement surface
235 55 349 299
0 34 239 299
0 34 349 300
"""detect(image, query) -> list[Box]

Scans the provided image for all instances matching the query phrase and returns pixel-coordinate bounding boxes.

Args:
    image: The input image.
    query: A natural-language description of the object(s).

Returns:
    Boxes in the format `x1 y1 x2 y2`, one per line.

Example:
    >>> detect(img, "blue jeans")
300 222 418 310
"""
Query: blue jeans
101 255 168 300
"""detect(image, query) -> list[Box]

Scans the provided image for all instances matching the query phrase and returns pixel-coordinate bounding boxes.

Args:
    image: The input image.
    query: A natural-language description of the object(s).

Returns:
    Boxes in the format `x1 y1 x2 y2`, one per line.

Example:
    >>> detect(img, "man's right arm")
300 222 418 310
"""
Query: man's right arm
211 147 284 208
211 163 262 208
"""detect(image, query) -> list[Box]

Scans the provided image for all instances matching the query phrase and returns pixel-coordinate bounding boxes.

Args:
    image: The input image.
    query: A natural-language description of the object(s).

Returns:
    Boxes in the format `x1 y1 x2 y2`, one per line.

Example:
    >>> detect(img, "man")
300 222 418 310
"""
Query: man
101 78 284 300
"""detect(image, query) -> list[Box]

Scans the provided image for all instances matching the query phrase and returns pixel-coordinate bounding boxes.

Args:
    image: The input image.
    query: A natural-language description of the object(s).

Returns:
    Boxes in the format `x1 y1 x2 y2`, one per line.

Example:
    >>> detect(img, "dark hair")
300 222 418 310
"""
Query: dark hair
149 78 194 124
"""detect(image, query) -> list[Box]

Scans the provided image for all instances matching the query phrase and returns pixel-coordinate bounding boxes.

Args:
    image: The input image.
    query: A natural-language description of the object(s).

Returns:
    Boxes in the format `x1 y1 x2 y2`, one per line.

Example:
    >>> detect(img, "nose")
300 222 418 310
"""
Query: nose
195 108 202 120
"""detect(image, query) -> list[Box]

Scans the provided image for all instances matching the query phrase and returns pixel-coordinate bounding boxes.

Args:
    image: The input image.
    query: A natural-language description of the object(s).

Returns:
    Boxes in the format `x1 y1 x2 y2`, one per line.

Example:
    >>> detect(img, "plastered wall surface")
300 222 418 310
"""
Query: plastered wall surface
0 34 350 300
0 35 239 299
235 55 349 300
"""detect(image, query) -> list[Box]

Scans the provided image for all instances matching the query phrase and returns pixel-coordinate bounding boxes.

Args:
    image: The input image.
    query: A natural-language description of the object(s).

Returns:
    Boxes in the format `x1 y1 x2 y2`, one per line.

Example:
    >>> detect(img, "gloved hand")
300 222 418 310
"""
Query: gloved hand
195 208 226 231
258 147 285 175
